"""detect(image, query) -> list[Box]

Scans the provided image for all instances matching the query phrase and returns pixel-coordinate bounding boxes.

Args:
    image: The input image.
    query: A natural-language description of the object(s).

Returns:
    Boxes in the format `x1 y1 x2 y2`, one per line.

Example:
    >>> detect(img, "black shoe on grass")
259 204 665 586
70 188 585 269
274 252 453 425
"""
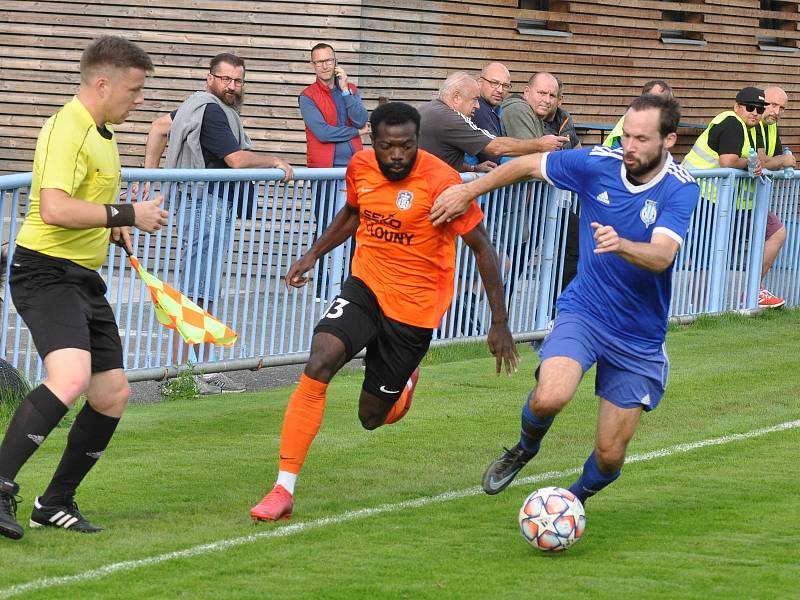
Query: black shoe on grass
0 476 23 540
482 443 535 495
30 496 103 533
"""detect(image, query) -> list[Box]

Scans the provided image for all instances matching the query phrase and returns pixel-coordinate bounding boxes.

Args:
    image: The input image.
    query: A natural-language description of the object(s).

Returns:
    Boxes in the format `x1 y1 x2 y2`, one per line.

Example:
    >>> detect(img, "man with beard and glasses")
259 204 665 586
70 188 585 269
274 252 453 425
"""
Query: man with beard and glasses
143 53 293 395
431 95 699 510
249 102 519 522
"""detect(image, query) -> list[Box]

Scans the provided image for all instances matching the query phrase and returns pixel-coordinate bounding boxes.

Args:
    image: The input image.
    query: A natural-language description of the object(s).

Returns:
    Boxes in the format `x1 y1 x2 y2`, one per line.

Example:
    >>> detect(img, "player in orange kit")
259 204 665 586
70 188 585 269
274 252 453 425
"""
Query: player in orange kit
250 102 519 522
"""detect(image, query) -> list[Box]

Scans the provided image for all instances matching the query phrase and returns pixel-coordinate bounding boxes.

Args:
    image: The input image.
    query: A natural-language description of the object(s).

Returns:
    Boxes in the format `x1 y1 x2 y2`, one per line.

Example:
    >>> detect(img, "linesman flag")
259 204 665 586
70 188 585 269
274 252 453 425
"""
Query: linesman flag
124 251 237 347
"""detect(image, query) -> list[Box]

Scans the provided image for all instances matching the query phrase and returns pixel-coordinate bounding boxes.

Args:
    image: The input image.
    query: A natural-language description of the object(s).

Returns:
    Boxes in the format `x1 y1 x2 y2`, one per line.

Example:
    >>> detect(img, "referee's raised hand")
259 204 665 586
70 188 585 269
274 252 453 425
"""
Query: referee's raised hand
133 195 170 233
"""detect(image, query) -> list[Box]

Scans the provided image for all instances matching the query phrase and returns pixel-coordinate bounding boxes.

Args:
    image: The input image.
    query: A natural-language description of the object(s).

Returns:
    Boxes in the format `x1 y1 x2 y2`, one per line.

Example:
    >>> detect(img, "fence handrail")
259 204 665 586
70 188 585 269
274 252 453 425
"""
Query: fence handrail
0 165 797 384
2 166 793 188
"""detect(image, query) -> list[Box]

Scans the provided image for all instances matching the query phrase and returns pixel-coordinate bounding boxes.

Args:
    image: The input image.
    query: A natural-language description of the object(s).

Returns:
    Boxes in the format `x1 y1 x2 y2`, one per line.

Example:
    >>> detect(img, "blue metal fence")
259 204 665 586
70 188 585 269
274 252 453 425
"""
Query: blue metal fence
0 166 795 384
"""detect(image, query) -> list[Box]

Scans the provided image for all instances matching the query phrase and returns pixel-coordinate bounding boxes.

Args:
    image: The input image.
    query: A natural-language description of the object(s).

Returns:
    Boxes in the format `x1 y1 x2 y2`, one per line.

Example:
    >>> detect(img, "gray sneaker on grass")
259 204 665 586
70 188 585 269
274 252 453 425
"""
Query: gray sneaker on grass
202 372 246 394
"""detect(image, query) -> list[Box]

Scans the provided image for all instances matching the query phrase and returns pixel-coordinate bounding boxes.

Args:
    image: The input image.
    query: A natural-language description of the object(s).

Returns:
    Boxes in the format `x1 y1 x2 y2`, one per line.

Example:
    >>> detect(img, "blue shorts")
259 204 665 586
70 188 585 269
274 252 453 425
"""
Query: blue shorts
178 196 232 301
538 313 669 411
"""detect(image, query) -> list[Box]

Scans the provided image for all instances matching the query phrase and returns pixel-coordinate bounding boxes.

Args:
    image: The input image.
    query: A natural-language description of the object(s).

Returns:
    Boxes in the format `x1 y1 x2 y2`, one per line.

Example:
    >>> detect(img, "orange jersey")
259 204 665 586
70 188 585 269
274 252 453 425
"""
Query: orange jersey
345 149 483 328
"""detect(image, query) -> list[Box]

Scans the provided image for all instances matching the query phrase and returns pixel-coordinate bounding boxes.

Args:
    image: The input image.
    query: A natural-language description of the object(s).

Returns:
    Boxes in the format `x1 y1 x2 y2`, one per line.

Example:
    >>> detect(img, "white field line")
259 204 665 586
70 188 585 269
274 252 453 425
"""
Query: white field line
1 419 797 598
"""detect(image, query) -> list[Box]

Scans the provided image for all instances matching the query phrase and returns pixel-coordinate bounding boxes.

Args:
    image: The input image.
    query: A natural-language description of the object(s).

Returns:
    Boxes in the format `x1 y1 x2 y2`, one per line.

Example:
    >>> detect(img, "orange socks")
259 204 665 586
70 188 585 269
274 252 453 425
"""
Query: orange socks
278 374 329 474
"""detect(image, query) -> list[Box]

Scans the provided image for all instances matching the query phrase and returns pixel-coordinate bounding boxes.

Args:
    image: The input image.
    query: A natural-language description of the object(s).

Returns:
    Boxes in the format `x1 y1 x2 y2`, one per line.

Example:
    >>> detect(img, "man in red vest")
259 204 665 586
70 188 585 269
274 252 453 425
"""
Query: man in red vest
300 43 369 169
300 43 369 299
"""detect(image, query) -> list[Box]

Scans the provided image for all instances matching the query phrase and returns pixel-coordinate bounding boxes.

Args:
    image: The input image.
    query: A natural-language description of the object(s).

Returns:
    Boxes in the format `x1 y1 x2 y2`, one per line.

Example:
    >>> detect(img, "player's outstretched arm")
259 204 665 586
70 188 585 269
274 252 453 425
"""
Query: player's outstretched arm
430 153 544 226
286 204 360 288
461 224 519 375
591 223 679 272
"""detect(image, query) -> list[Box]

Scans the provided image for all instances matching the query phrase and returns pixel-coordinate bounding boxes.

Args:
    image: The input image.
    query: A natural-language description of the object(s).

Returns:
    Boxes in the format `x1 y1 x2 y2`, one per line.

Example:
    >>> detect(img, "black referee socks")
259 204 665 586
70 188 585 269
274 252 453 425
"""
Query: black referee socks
0 384 69 480
41 402 120 506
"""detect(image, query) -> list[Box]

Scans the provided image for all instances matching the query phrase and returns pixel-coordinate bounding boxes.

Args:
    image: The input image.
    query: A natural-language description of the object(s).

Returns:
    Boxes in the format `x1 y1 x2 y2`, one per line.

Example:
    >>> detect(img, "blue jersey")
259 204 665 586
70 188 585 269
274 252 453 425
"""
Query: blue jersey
541 146 700 350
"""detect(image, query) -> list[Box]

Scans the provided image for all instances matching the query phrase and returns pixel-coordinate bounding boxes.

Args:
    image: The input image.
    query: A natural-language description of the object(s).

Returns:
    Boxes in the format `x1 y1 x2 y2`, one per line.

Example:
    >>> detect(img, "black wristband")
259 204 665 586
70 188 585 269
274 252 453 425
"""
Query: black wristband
105 203 136 228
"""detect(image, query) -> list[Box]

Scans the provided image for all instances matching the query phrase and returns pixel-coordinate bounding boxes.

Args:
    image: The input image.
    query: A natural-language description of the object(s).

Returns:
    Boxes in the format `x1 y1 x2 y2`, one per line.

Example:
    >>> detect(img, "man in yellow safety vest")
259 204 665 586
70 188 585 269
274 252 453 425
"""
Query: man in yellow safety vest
683 86 791 308
603 80 673 149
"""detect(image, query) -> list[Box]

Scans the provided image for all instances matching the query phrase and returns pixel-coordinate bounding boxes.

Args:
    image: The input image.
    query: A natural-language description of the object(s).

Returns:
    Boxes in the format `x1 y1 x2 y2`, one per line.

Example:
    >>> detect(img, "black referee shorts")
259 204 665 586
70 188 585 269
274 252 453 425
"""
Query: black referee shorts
315 276 432 404
10 246 124 373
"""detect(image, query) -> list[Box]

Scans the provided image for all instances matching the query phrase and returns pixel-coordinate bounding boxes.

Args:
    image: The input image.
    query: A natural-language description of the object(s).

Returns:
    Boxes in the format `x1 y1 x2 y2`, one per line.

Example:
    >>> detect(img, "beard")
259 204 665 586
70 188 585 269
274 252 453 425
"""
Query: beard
377 152 417 181
625 150 664 178
212 88 244 113
230 90 244 112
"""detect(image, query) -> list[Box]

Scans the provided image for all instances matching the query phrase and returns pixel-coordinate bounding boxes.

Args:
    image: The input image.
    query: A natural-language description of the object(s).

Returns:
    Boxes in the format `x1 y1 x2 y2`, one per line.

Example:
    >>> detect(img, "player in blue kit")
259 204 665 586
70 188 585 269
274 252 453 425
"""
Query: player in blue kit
431 94 700 504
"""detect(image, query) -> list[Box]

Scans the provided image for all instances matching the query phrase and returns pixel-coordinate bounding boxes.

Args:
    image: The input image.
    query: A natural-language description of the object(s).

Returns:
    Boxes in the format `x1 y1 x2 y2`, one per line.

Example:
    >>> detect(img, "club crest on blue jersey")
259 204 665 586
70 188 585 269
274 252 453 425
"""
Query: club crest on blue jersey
640 200 658 227
396 190 413 210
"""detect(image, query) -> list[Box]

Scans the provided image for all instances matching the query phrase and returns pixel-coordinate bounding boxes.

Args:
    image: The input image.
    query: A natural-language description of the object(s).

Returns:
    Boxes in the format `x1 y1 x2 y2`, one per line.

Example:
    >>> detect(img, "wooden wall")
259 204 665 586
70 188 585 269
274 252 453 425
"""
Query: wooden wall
0 0 798 175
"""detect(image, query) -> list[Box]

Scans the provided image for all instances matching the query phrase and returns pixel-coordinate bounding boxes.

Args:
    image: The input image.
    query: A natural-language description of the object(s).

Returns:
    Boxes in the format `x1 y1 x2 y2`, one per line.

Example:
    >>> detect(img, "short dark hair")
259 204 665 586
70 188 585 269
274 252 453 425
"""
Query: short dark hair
80 36 153 80
310 43 334 58
370 102 421 137
628 94 681 137
642 79 672 96
210 53 245 73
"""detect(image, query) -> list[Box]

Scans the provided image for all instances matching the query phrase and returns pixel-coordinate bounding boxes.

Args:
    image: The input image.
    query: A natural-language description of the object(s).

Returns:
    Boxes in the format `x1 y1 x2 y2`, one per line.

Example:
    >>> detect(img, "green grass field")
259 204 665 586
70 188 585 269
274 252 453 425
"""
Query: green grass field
1 310 799 599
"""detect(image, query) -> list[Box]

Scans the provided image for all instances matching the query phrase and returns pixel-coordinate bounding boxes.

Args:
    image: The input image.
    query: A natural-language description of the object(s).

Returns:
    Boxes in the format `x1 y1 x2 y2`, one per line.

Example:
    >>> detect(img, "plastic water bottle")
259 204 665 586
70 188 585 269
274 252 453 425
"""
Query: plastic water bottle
747 148 758 177
783 146 794 179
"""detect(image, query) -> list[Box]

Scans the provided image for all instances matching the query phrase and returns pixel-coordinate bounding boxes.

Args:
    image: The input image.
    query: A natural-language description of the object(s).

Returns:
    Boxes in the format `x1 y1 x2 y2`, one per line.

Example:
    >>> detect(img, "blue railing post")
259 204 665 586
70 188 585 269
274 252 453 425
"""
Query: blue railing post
745 175 773 309
707 172 735 313
534 185 560 330
328 180 347 300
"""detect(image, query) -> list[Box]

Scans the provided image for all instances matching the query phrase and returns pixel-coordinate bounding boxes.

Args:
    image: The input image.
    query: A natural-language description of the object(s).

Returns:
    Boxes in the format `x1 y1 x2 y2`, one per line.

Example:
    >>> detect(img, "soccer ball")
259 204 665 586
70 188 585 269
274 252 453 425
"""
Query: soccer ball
518 486 586 552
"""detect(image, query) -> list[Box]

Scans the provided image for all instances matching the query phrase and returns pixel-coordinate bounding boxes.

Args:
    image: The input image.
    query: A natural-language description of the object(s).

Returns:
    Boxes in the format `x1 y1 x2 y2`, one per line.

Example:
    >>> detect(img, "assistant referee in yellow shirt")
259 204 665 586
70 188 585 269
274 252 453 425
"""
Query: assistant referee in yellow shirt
0 36 169 540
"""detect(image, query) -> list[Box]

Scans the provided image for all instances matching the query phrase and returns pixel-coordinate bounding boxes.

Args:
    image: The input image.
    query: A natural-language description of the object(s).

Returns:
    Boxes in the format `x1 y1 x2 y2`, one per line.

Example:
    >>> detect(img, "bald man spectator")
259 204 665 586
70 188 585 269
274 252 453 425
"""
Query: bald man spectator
499 72 580 308
603 80 673 148
418 72 569 174
471 62 512 165
501 72 559 142
753 85 795 307
543 77 581 150
758 86 794 170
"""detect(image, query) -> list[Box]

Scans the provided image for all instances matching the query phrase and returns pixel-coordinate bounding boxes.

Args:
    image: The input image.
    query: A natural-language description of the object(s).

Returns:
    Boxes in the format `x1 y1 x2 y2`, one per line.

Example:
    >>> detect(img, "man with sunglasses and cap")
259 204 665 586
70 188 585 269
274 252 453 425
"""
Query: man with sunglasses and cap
684 87 768 172
683 86 789 308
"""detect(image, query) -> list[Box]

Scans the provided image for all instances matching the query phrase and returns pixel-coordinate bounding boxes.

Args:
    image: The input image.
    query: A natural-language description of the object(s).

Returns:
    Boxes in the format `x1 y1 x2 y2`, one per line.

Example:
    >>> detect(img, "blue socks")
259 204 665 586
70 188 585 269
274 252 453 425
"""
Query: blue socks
520 389 622 505
568 451 621 504
519 396 554 455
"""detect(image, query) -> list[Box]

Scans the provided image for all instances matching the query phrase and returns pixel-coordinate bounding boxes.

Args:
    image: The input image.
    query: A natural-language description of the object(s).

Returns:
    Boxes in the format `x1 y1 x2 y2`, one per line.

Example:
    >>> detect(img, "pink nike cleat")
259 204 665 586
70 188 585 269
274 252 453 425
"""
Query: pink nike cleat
384 367 420 425
250 484 293 522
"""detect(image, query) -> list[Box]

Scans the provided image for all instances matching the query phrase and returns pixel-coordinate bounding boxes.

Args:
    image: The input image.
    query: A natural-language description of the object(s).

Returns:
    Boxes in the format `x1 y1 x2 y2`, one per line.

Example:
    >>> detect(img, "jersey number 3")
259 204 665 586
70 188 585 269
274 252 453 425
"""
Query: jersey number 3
323 298 350 319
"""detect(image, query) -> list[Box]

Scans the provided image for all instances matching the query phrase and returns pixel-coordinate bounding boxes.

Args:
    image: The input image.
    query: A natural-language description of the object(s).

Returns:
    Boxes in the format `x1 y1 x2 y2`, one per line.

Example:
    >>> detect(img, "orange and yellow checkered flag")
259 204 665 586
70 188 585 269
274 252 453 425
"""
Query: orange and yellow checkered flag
127 254 237 347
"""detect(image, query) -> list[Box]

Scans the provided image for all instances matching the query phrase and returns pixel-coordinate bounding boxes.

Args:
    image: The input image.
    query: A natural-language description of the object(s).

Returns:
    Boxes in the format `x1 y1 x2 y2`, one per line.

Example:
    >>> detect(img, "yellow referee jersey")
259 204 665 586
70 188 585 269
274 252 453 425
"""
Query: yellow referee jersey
16 96 121 270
